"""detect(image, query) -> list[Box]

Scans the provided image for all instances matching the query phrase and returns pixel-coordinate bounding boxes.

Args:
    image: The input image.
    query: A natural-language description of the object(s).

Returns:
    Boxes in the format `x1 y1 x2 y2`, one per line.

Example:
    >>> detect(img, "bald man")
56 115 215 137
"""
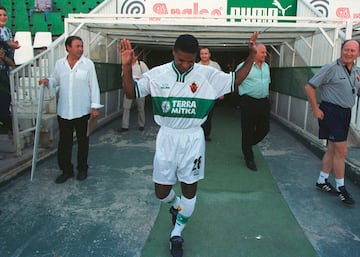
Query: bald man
305 39 360 205
235 44 271 171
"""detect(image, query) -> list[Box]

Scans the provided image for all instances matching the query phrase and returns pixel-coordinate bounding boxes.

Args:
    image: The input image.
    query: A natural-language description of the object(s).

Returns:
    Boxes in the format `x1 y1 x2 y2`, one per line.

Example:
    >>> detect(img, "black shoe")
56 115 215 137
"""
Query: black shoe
138 126 144 131
337 186 355 205
245 160 257 171
77 170 88 181
55 172 74 184
316 179 337 194
118 128 129 133
169 206 178 225
170 236 184 257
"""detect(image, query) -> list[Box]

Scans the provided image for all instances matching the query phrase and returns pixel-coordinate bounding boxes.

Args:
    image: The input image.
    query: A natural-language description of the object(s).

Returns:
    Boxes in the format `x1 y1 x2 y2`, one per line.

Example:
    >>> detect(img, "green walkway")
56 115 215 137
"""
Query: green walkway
142 101 317 257
0 98 320 257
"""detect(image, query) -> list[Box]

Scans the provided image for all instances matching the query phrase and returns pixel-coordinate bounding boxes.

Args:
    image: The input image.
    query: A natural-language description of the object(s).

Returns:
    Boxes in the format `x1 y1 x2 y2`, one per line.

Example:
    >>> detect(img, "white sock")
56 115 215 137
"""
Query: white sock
160 189 180 209
172 196 180 209
317 171 329 184
160 189 175 203
171 195 196 238
335 178 344 191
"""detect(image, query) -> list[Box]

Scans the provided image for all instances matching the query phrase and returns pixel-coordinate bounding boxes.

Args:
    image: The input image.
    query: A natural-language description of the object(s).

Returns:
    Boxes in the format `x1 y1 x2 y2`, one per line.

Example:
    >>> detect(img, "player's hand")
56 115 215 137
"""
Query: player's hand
117 39 134 66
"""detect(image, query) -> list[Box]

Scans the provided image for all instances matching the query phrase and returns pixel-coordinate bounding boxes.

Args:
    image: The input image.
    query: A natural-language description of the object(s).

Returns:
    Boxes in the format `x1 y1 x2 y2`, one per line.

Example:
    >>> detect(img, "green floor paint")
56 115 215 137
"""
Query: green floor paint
141 101 318 257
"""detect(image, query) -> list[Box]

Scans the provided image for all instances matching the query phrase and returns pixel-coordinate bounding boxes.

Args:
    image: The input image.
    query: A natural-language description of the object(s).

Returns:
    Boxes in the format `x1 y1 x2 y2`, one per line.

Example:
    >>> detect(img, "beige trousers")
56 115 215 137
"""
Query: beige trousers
121 95 145 129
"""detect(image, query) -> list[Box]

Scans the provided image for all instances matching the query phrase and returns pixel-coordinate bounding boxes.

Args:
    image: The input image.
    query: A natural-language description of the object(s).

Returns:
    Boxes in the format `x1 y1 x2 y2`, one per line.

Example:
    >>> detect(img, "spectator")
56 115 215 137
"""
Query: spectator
39 36 103 184
29 0 52 22
0 6 19 135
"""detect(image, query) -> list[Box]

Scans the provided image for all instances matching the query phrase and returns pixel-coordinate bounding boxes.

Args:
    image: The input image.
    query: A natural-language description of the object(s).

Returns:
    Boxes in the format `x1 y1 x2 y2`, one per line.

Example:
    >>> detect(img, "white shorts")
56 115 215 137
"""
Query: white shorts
153 126 205 185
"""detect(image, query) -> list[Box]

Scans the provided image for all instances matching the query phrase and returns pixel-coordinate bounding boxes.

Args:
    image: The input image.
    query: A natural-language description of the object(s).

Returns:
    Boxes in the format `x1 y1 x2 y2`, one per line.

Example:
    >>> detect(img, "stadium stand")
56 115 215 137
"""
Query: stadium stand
47 12 62 35
53 1 73 18
0 0 12 9
33 31 52 48
72 1 89 13
14 44 34 65
14 31 32 46
30 12 48 35
0 0 105 65
2 0 105 37
14 31 34 65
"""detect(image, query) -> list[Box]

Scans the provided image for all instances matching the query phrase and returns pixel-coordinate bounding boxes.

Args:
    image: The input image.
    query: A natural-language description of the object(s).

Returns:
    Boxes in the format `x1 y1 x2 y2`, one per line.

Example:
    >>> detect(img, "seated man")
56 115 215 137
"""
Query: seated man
29 0 52 22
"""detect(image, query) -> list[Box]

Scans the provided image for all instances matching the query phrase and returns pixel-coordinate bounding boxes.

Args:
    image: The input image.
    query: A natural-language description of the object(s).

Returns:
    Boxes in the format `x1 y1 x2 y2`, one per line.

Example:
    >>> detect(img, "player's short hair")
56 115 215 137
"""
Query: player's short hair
65 36 83 50
174 34 199 54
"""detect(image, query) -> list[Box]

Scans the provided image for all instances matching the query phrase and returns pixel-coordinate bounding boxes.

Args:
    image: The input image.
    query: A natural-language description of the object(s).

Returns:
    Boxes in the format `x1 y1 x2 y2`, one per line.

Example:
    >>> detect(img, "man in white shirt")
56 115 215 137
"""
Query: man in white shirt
39 36 103 183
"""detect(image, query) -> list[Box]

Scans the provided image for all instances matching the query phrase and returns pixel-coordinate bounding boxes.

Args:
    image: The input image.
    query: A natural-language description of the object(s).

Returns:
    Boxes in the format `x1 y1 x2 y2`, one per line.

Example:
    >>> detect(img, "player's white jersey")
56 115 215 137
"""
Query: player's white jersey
134 62 235 129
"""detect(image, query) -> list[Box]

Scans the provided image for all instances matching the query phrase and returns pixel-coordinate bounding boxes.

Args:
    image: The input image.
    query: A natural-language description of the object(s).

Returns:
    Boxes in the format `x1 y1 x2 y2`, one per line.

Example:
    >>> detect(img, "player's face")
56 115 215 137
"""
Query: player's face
341 40 360 66
66 39 84 59
173 49 196 74
0 9 8 27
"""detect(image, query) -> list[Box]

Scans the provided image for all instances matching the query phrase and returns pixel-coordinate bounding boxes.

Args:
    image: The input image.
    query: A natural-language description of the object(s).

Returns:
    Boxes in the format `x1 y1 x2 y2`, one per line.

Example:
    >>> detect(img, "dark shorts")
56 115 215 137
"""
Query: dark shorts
318 102 351 142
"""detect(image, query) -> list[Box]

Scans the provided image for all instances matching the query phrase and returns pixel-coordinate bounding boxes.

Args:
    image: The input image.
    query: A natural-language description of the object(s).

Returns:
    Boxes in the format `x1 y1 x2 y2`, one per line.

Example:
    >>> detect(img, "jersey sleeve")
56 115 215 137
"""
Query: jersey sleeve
209 70 235 97
134 73 151 98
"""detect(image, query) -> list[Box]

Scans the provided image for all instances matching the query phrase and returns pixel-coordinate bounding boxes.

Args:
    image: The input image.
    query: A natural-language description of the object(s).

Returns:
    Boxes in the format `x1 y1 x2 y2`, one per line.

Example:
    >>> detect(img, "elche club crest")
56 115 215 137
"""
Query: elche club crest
189 82 198 93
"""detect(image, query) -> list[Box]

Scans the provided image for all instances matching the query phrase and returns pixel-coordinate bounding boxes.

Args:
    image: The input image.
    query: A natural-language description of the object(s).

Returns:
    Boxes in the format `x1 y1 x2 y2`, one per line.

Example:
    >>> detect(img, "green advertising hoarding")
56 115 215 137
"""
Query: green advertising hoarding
227 0 297 22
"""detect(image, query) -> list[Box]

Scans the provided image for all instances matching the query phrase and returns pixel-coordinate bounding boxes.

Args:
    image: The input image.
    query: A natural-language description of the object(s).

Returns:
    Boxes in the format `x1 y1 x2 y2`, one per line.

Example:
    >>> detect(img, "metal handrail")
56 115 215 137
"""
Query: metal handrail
30 85 44 181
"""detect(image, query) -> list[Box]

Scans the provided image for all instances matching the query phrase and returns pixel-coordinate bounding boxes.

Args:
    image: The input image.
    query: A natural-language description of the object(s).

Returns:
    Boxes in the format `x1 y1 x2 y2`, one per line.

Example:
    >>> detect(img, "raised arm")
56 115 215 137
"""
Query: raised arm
234 32 259 89
117 39 136 99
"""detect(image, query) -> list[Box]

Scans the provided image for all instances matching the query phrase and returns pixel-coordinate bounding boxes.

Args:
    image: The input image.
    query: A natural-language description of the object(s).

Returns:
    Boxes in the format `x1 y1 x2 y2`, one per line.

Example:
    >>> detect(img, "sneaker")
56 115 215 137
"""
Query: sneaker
169 206 178 225
170 236 184 257
316 179 336 194
337 186 355 205
55 172 74 184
